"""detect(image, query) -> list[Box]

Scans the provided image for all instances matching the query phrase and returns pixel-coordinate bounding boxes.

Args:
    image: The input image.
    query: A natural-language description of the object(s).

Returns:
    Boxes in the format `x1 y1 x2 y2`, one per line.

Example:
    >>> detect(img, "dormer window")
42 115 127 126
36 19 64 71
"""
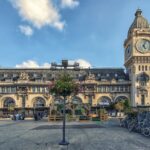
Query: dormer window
33 73 37 78
4 74 8 78
97 73 101 77
115 73 118 77
106 73 109 77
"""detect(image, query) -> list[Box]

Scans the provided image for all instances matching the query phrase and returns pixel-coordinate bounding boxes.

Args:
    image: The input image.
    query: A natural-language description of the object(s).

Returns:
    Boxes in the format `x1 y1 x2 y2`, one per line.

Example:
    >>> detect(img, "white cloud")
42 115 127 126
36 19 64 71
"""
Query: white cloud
69 59 92 68
76 59 92 68
15 60 51 68
61 0 79 9
15 59 91 69
10 0 65 30
19 25 33 36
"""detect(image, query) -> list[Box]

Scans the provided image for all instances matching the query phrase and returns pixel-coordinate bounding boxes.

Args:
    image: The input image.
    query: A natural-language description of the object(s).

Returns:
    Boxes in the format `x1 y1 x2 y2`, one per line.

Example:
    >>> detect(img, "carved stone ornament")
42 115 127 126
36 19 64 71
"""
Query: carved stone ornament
43 94 50 99
19 72 29 80
87 73 95 80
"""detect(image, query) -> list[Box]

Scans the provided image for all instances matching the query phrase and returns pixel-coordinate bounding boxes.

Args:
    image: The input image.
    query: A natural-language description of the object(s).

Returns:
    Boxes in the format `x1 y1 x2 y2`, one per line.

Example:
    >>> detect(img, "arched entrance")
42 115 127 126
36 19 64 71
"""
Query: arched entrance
3 97 16 116
71 96 86 116
33 97 47 118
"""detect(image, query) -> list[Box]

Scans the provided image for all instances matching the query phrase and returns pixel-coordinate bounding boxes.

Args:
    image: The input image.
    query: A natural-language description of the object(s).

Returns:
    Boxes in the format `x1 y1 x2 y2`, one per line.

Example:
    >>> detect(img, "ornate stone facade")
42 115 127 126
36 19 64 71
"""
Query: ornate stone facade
0 9 149 116
0 68 130 116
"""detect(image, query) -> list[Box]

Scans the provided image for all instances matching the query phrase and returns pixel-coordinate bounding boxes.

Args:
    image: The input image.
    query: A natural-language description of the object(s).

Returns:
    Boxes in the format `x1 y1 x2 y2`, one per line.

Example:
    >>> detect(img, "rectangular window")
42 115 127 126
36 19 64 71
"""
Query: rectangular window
145 66 147 71
37 87 40 93
112 86 115 92
120 86 123 92
32 87 36 93
42 87 45 93
2 87 5 93
124 87 128 92
11 87 16 93
7 87 11 93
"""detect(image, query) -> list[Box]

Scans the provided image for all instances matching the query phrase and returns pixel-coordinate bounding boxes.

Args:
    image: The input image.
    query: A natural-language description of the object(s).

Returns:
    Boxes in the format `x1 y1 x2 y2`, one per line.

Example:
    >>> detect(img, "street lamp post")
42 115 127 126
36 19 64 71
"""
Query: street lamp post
51 60 79 146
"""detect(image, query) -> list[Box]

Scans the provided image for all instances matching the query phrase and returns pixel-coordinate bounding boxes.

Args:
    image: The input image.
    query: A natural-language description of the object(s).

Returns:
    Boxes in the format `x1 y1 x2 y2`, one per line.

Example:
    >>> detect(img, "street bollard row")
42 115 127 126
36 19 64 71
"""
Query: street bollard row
120 111 150 137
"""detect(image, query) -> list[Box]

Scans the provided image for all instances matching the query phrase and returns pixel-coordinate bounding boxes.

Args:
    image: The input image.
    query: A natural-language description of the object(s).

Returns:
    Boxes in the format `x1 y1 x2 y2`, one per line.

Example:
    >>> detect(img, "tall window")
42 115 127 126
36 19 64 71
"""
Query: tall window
11 87 16 93
32 87 36 93
42 87 45 93
139 65 141 71
88 95 92 105
37 87 40 93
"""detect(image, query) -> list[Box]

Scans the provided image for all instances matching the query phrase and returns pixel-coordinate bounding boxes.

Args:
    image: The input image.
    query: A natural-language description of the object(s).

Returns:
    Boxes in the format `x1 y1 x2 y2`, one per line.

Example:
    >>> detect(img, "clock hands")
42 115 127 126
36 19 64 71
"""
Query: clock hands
142 41 149 50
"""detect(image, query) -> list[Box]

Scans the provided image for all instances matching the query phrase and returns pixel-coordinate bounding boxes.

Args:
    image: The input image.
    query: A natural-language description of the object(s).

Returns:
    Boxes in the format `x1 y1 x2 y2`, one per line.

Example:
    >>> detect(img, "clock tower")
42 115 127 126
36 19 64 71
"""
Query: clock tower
124 9 150 107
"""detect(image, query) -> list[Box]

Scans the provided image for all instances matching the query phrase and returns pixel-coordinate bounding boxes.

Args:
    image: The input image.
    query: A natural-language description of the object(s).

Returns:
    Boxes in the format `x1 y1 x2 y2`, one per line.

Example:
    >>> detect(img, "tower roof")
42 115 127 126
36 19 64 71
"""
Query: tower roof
128 9 149 35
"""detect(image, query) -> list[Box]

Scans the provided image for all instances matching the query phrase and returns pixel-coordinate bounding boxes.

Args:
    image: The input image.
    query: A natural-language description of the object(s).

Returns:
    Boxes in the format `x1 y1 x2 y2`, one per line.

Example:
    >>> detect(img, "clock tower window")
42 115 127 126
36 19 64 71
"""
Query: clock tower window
139 65 141 71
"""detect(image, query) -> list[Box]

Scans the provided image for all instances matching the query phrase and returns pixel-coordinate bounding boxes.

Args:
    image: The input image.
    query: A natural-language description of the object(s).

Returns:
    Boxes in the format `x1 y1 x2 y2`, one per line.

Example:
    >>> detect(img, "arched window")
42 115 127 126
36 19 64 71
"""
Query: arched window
115 96 128 103
3 98 15 108
33 97 45 107
72 96 82 105
137 72 149 86
145 66 147 71
54 97 63 105
98 96 111 106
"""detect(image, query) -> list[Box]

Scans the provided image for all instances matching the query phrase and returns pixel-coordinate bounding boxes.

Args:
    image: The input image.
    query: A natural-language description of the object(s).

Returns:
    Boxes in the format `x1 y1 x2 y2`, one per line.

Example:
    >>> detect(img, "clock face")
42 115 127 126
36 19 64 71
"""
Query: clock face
136 39 150 53
125 44 131 59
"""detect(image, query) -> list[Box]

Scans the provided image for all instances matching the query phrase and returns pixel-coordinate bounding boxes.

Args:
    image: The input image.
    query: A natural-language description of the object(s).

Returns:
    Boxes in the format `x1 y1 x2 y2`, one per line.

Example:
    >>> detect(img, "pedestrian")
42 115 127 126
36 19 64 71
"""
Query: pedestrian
34 113 38 121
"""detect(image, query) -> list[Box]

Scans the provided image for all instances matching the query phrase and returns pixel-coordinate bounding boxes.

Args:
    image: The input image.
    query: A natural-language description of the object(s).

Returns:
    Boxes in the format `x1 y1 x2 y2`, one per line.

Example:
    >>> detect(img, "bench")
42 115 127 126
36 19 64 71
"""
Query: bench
48 115 63 121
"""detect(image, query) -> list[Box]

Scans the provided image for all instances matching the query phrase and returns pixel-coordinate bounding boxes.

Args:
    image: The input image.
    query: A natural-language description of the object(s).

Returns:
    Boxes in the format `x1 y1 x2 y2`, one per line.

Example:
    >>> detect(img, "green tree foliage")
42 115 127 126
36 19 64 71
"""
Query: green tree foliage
114 99 131 112
49 73 79 97
115 101 124 112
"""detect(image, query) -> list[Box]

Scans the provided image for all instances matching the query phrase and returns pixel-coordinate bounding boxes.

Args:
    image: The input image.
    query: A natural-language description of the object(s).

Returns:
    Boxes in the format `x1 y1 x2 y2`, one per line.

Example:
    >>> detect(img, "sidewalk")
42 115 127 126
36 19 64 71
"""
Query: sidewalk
0 117 33 121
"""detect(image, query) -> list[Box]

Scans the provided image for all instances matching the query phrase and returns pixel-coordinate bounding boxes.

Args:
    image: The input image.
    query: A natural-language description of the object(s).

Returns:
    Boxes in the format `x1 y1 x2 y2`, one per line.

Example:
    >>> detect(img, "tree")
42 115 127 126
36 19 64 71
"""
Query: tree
123 99 131 113
123 99 130 108
115 101 124 112
49 73 79 145
49 73 79 97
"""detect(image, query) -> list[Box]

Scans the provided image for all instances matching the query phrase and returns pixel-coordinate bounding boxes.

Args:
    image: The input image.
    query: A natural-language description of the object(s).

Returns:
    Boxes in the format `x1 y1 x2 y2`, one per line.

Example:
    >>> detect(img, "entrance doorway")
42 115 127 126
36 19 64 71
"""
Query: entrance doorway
33 97 47 118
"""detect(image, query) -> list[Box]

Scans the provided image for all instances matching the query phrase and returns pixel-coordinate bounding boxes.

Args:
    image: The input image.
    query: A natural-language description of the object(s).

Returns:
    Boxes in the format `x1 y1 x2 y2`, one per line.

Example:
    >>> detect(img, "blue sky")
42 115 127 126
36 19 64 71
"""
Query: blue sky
0 0 150 68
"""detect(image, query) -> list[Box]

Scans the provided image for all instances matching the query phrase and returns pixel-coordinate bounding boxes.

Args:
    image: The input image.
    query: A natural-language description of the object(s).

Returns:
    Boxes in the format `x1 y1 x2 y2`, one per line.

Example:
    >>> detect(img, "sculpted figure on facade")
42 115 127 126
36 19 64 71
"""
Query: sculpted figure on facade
19 72 29 81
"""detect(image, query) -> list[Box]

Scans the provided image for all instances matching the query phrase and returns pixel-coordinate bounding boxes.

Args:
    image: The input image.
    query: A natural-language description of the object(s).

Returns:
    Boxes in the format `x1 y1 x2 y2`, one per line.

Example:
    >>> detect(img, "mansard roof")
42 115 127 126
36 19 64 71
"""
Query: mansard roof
128 9 149 36
88 68 129 81
0 67 129 82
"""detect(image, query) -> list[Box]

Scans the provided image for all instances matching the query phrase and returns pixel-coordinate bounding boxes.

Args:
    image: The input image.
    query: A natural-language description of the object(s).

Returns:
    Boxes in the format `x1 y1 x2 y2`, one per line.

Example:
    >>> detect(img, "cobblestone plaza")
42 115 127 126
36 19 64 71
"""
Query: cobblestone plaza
0 119 150 150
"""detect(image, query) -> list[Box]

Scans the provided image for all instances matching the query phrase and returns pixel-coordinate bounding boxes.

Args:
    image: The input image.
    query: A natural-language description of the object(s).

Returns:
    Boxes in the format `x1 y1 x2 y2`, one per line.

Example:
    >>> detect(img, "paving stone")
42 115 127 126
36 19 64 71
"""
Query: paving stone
0 119 150 150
